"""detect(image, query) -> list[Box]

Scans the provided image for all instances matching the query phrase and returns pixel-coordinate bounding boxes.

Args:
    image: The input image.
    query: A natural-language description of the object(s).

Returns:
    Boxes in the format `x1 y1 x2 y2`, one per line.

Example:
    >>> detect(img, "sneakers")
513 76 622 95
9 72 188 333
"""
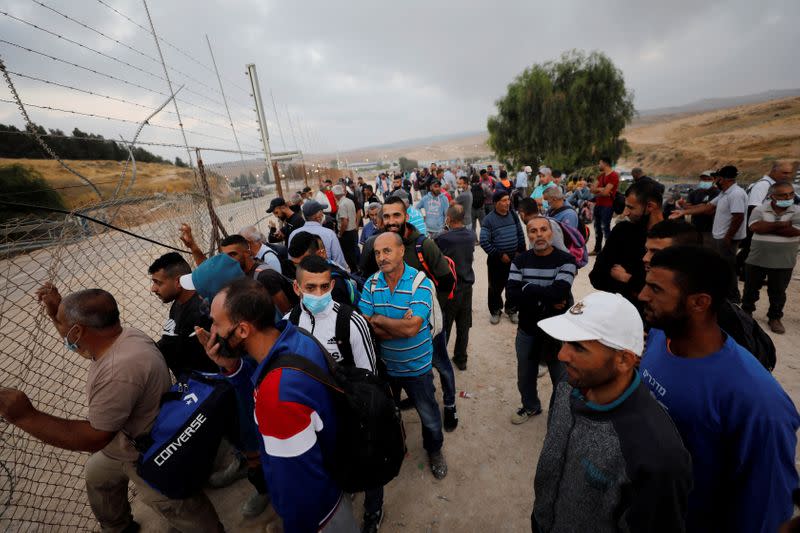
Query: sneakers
768 318 785 334
443 406 459 432
241 492 270 518
429 451 448 479
397 397 415 411
490 312 501 325
208 456 247 488
362 508 384 533
511 406 542 425
452 358 467 371
507 311 519 324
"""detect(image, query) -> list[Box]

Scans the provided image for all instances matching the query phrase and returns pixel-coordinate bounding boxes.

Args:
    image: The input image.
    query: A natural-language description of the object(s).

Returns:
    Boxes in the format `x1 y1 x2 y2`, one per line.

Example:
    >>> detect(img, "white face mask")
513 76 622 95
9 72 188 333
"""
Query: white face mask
63 324 80 352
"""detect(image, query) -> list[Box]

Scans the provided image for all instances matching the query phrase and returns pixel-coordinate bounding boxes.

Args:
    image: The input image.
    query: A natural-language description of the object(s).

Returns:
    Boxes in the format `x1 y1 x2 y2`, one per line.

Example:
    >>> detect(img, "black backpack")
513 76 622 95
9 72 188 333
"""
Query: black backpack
470 182 485 209
258 337 406 493
718 300 777 372
288 303 357 367
134 373 237 498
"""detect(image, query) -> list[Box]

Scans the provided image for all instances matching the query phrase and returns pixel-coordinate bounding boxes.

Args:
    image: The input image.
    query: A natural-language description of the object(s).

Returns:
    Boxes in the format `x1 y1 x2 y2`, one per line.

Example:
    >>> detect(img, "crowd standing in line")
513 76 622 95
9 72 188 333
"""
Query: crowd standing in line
0 158 798 533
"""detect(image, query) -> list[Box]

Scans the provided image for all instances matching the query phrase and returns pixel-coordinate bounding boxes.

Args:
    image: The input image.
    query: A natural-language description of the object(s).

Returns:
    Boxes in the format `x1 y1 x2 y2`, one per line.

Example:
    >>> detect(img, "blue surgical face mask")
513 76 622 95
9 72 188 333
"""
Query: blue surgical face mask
302 291 332 314
63 325 80 352
697 181 713 189
775 199 794 208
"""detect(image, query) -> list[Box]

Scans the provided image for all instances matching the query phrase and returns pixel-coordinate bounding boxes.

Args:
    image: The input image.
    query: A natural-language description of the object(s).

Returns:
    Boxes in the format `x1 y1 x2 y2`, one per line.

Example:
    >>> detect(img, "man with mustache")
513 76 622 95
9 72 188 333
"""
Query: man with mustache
506 217 577 424
589 180 663 309
359 232 448 479
639 246 800 533
530 291 692 532
364 197 459 432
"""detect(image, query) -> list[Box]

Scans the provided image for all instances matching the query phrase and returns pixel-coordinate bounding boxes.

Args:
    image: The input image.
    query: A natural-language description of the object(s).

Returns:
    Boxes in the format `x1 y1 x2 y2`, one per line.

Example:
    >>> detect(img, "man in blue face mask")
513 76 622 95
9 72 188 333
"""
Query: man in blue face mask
742 181 800 334
679 170 720 246
284 255 383 530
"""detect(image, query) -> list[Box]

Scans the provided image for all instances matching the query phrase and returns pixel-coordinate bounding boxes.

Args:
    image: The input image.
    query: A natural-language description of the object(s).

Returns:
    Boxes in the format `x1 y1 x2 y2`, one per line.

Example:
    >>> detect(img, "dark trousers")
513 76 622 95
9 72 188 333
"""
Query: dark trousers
593 205 614 251
364 486 383 515
431 326 456 408
742 264 793 319
471 207 485 241
443 285 473 365
712 238 742 303
515 329 565 412
487 254 515 315
339 229 359 272
390 371 443 453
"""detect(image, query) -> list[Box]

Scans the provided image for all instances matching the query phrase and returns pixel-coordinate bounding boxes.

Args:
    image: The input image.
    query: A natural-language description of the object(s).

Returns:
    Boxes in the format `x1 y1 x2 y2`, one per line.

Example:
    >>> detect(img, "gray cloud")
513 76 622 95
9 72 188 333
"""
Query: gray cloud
1 0 798 163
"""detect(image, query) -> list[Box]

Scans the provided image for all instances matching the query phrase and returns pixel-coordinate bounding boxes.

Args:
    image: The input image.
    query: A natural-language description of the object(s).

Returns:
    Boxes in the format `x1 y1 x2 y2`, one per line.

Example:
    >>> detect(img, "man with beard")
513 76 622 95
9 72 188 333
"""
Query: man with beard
589 180 663 308
360 197 459 431
453 176 473 230
267 197 305 246
148 252 217 377
506 217 576 424
178 225 271 279
531 291 692 532
639 246 800 533
196 278 359 532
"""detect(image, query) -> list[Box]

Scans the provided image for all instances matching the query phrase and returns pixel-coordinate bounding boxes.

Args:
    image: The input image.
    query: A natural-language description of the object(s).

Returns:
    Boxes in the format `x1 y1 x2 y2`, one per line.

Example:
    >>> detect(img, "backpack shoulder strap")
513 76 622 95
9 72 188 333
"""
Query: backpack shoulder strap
261 353 342 393
411 270 427 292
288 305 302 326
414 235 434 279
334 304 355 367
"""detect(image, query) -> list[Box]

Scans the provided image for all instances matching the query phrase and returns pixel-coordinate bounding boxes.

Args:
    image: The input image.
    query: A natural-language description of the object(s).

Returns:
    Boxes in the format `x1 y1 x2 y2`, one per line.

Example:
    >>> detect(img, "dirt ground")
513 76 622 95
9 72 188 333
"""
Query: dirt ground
134 240 800 533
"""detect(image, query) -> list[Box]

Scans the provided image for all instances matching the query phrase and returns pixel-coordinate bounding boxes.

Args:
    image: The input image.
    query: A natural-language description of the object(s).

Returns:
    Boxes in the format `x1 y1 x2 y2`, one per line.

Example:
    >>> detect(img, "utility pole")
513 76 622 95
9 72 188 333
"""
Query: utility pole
246 63 282 197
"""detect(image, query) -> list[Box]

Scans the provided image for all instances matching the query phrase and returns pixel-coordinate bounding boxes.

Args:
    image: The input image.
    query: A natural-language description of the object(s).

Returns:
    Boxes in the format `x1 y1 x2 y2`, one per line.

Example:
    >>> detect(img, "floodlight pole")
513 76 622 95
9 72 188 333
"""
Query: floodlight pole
246 63 282 197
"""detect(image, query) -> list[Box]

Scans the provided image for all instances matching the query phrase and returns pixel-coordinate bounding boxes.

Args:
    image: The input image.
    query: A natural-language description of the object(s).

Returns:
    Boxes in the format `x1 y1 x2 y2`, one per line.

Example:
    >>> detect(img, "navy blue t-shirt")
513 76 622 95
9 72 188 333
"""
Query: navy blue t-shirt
641 328 800 533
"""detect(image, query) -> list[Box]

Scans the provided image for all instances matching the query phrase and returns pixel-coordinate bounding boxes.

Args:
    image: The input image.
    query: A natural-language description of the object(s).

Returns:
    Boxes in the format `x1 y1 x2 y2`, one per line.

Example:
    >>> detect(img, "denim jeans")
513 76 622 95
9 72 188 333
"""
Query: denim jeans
432 325 456 408
390 371 443 453
515 329 566 412
593 205 614 251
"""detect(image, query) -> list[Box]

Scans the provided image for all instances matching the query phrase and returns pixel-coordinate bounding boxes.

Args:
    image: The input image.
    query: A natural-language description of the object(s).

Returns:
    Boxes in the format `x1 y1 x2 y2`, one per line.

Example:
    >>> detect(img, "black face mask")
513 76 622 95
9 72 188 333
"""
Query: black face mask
217 325 245 359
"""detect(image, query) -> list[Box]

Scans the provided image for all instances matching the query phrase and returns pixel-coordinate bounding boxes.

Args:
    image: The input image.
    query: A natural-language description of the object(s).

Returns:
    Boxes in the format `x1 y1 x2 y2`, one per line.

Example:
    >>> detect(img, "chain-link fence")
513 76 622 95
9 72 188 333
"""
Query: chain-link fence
0 184 296 531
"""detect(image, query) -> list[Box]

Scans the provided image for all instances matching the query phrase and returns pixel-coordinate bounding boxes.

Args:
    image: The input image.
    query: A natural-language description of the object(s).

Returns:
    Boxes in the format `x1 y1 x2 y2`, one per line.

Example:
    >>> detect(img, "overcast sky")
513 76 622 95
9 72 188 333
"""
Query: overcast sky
1 0 798 163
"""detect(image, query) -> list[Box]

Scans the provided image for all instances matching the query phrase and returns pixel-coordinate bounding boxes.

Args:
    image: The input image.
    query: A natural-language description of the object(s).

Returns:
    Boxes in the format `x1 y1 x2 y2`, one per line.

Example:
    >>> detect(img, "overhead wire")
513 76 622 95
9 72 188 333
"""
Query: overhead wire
0 128 265 155
0 97 253 146
24 0 251 112
93 0 253 98
0 39 255 124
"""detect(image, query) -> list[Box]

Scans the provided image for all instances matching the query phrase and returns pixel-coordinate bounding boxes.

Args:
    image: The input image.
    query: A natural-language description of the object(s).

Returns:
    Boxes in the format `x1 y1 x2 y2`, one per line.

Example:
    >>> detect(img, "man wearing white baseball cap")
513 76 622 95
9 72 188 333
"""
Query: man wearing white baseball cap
530 291 692 532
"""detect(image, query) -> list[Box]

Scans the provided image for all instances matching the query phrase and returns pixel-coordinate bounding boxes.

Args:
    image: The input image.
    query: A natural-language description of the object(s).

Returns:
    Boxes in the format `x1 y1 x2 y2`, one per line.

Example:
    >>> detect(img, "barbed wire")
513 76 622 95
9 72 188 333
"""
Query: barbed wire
0 128 266 155
0 97 252 147
0 39 255 125
25 0 254 113
93 0 253 98
5 69 251 134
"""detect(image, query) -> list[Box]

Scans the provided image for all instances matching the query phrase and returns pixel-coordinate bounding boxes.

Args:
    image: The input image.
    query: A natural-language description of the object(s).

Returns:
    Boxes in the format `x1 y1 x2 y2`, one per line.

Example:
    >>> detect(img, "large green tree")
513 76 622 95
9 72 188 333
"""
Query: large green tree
487 50 634 171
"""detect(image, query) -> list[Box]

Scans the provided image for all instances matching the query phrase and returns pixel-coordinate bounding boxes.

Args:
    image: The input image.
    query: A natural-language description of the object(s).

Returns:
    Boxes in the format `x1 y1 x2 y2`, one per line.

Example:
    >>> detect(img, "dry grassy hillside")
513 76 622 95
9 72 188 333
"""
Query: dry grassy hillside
0 158 202 208
622 96 800 180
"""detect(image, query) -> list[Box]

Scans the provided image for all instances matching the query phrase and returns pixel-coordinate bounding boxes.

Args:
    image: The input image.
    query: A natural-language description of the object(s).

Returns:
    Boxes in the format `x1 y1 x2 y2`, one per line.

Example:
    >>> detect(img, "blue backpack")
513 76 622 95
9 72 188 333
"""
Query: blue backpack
134 373 236 499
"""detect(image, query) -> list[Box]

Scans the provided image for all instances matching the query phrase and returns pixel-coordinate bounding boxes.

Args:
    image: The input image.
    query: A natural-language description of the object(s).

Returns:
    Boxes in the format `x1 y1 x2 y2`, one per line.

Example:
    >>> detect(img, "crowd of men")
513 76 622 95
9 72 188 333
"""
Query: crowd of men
0 159 798 533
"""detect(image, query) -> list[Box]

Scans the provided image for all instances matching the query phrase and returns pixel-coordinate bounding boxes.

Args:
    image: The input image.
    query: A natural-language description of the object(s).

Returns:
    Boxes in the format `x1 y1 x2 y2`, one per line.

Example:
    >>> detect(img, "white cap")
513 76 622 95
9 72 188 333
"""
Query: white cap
537 292 644 356
524 165 533 173
179 273 195 291
539 166 552 176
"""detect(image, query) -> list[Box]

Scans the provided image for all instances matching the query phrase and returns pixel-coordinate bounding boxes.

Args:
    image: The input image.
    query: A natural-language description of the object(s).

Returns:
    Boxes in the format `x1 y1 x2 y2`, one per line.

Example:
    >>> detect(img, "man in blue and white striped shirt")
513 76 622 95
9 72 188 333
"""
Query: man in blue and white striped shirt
359 232 448 480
